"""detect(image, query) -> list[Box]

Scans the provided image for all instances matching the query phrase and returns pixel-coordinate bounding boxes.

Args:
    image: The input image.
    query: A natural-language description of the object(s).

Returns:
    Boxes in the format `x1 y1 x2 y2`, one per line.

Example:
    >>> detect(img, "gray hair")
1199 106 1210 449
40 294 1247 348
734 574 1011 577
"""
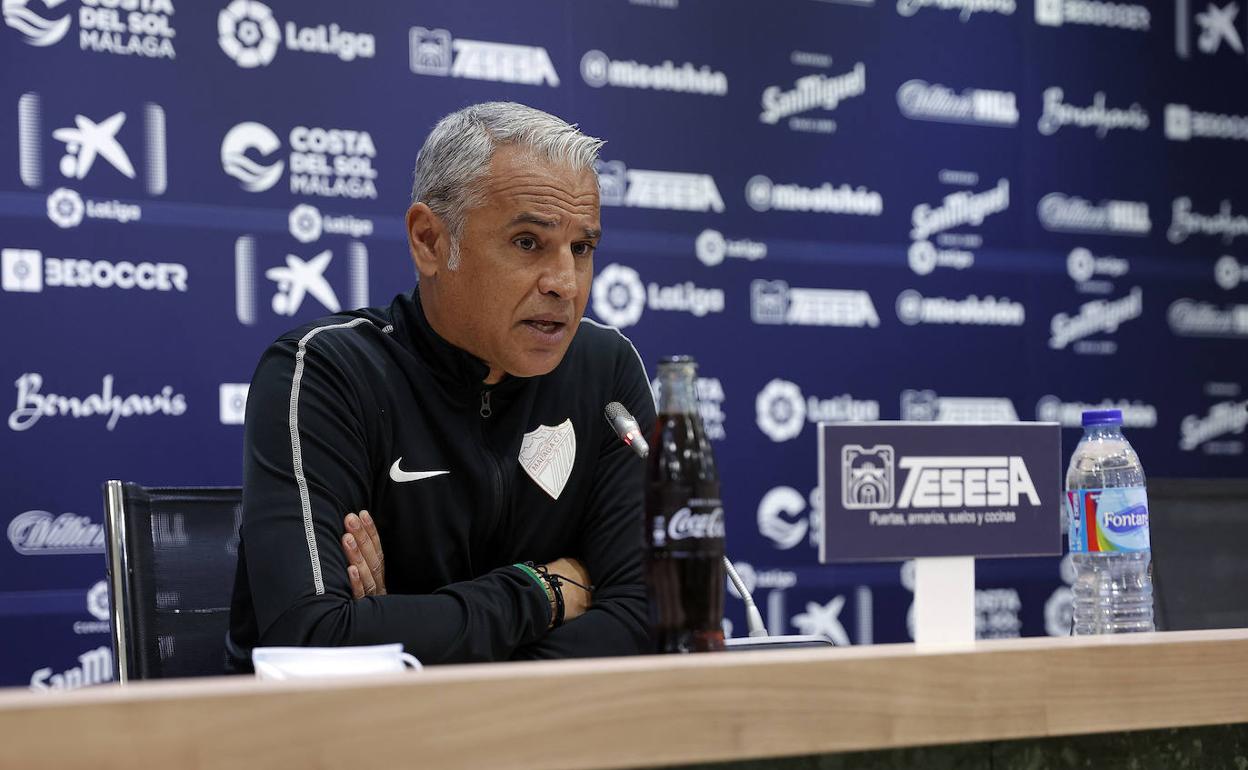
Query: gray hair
410 102 605 269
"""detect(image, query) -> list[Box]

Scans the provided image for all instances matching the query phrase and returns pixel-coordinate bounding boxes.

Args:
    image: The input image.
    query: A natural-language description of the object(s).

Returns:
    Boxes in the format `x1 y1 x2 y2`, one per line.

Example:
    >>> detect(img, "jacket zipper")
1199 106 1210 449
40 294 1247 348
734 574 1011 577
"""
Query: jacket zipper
478 388 505 547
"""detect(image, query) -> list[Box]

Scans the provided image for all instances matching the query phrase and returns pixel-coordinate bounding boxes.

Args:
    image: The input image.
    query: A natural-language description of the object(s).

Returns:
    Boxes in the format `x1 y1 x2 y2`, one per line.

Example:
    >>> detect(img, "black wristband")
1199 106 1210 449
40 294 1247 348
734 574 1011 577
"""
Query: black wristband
525 562 566 628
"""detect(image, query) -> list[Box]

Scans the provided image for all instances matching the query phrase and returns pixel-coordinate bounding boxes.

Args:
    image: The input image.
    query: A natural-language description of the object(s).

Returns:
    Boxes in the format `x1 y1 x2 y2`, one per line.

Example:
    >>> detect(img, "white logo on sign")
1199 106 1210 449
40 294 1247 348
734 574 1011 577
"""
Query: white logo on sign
595 160 723 213
8 510 104 555
1165 103 1248 142
1050 288 1144 350
1168 198 1248 245
87 581 109 621
750 280 879 328
694 229 766 267
45 187 84 228
52 111 135 180
30 646 112 691
8 373 187 432
897 456 1040 508
1066 247 1129 284
1037 88 1149 138
910 178 1010 241
757 487 809 550
896 291 1025 326
592 263 646 328
1037 193 1151 235
1168 299 1248 338
221 121 284 192
791 598 850 645
755 379 806 442
219 383 249 425
409 26 559 86
901 390 1019 422
842 444 895 509
579 49 727 95
1195 1 1245 54
745 175 883 215
759 63 867 125
1180 400 1248 451
1036 395 1157 428
266 251 340 316
2 248 42 292
1216 255 1248 289
218 0 280 68
3 0 70 46
1036 0 1150 29
898 0 1016 20
289 203 323 243
519 419 576 500
896 80 1019 127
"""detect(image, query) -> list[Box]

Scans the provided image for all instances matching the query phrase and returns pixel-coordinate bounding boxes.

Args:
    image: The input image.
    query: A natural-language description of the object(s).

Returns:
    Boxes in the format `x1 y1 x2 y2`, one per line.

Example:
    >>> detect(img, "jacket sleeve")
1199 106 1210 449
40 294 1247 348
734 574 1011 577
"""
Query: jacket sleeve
512 333 656 659
241 329 551 664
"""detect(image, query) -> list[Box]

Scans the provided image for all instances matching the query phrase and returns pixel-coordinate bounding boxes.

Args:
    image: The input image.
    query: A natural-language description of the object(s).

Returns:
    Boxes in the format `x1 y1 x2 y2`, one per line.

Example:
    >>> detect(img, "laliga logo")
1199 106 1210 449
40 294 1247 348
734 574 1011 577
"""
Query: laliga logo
218 0 280 68
3 0 71 47
591 263 645 328
221 122 284 192
755 379 806 442
45 187 84 228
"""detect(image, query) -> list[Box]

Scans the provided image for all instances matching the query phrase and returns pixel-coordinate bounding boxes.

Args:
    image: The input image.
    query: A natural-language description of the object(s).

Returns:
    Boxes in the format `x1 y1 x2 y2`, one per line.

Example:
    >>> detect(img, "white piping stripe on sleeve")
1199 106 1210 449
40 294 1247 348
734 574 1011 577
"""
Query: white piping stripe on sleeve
289 317 372 595
580 317 657 412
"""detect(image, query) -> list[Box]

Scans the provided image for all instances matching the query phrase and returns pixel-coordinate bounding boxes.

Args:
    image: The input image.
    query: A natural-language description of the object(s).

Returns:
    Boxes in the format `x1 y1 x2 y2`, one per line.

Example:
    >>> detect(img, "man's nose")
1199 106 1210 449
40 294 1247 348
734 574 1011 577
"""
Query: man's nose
539 247 578 298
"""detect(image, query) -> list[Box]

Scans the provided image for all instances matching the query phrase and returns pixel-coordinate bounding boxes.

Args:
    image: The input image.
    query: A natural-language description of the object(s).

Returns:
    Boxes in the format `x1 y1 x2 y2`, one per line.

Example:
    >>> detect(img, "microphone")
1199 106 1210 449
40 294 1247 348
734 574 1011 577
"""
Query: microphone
723 557 768 638
604 401 650 459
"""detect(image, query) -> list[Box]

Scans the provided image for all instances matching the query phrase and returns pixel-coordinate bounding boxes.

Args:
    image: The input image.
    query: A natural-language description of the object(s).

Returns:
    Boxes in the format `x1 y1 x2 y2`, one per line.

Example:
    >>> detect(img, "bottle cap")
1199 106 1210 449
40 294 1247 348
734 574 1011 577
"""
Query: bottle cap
1081 409 1123 427
658 355 697 366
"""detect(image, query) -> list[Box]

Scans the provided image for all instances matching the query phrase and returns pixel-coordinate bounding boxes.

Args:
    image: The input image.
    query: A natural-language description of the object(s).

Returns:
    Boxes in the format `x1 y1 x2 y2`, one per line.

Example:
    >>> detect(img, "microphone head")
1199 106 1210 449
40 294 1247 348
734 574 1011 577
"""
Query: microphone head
604 401 650 459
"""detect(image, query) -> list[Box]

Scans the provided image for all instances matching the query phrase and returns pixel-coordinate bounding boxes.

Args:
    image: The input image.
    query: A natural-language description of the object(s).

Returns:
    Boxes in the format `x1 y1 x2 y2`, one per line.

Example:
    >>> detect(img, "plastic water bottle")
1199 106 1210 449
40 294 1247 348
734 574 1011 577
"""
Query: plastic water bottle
1064 409 1154 634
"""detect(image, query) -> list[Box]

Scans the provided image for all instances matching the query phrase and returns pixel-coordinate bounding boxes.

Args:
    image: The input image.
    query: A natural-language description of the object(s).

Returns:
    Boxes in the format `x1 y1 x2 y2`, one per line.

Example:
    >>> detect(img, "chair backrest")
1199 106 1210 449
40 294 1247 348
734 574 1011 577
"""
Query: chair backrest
103 481 242 682
1148 477 1248 632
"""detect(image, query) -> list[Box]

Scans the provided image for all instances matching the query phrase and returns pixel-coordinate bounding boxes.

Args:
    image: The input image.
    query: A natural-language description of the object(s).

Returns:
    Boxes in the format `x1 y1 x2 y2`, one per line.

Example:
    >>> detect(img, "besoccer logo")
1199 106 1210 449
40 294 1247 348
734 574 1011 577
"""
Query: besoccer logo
218 0 281 68
221 121 284 192
591 263 646 328
841 444 895 509
755 379 806 442
86 581 109 621
46 187 84 228
3 0 70 47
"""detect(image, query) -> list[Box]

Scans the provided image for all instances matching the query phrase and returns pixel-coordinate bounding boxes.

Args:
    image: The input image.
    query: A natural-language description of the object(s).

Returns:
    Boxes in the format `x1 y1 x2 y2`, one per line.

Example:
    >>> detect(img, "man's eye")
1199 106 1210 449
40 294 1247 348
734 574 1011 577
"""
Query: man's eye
572 242 595 257
514 236 539 251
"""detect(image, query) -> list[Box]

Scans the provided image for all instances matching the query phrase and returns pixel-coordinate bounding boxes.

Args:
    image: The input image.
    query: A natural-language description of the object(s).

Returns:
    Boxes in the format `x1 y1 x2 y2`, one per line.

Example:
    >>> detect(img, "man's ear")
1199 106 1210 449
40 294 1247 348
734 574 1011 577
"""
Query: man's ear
406 203 444 279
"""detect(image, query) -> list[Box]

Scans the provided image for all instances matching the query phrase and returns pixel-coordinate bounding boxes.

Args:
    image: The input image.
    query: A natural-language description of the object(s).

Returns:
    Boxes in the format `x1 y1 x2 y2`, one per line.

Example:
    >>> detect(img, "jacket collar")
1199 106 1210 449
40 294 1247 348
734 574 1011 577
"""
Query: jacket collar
392 288 529 398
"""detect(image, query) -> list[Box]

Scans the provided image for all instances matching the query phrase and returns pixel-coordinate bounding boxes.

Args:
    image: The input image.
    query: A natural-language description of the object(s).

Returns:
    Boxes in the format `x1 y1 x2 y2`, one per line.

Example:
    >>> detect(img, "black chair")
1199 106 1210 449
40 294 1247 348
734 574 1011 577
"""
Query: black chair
1149 478 1248 632
103 481 242 682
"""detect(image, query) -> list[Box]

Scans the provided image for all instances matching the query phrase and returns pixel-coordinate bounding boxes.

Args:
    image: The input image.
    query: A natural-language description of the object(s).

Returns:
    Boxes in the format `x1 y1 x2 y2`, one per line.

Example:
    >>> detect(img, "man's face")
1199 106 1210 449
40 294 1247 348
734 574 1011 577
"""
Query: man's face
425 145 601 383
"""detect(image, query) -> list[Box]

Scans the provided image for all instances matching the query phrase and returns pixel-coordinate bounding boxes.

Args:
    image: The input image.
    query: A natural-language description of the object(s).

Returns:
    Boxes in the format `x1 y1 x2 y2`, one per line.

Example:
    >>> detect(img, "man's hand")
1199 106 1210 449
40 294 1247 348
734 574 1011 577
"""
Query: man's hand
342 510 385 598
544 557 591 623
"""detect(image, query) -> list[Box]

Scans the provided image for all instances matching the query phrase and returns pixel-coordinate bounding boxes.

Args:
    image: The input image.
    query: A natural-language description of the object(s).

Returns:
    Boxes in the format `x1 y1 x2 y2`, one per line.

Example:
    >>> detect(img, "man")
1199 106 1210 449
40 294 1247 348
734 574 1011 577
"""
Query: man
226 102 655 668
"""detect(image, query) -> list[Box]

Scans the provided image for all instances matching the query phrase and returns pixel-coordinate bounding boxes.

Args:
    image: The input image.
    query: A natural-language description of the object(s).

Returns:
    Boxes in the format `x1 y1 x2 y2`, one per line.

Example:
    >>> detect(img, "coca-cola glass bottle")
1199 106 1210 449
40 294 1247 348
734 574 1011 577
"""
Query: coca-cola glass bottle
645 355 725 653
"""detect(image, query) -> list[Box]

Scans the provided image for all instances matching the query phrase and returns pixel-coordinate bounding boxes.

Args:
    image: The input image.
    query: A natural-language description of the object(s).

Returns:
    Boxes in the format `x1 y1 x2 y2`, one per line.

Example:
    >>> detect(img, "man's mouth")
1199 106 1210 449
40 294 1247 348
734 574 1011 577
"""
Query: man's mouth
522 319 566 334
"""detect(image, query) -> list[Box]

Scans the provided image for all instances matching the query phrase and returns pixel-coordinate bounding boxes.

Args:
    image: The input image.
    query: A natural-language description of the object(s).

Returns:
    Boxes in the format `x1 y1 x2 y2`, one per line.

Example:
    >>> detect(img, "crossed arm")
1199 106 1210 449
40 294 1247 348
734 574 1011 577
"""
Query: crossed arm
339 510 593 625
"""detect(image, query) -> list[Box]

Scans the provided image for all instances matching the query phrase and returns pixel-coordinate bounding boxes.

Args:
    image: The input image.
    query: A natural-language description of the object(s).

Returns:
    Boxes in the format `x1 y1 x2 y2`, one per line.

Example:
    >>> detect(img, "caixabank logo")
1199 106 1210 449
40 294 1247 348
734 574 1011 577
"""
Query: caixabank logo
218 0 375 68
18 92 165 228
220 120 379 200
234 236 368 326
1175 0 1246 61
4 0 177 59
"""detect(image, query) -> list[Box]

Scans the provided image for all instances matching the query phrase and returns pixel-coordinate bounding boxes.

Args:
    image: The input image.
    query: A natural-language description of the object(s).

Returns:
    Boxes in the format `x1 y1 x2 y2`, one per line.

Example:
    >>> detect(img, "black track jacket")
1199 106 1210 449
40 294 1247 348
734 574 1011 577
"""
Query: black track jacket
227 289 655 667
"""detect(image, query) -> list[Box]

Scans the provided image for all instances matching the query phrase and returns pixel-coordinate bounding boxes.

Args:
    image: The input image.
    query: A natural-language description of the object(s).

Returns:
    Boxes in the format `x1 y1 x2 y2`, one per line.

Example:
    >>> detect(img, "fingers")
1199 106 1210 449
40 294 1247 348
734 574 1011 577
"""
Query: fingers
342 530 378 597
347 564 366 600
346 511 384 589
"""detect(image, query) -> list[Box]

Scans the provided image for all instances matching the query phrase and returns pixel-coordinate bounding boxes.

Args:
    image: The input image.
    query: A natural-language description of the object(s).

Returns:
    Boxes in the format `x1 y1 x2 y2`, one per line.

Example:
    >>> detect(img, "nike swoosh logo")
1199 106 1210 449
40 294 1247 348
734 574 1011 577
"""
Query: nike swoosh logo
389 459 449 483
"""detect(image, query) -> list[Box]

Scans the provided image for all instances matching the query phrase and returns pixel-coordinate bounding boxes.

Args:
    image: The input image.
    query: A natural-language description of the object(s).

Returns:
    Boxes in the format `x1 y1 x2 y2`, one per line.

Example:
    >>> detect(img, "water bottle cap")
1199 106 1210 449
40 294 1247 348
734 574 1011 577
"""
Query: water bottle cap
1082 409 1123 427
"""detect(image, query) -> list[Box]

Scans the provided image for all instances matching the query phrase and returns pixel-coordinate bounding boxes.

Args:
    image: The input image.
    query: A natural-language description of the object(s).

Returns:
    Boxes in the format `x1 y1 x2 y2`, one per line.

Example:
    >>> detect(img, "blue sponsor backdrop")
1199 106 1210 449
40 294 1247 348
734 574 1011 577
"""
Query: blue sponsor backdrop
2 0 1246 688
